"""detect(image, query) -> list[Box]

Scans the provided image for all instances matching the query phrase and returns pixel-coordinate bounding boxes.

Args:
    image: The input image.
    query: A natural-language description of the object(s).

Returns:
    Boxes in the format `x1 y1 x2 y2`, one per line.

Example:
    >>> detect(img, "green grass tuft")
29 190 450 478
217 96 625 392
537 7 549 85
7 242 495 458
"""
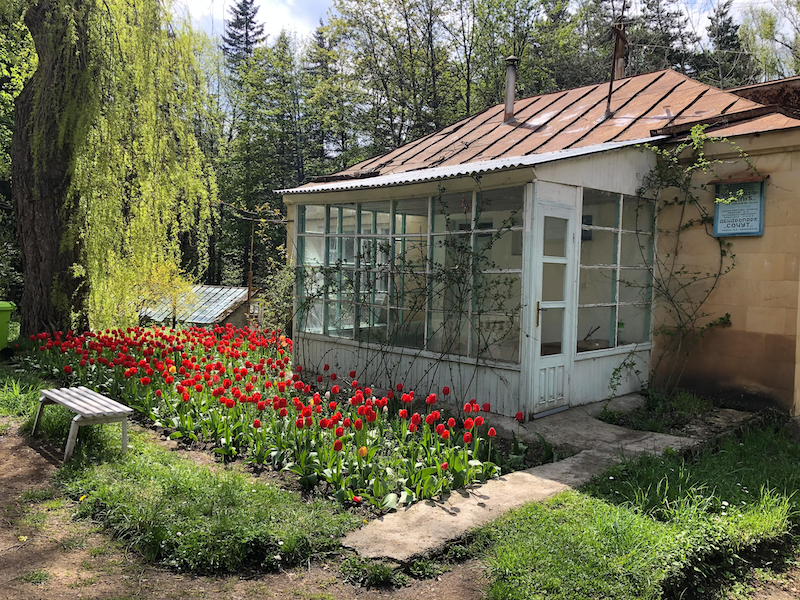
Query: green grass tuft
55 437 360 574
599 388 713 433
19 568 50 584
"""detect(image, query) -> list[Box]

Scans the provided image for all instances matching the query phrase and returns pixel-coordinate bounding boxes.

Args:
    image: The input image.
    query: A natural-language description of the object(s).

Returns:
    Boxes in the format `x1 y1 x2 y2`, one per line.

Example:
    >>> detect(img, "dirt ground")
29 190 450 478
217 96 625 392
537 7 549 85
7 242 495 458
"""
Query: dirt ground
0 419 797 600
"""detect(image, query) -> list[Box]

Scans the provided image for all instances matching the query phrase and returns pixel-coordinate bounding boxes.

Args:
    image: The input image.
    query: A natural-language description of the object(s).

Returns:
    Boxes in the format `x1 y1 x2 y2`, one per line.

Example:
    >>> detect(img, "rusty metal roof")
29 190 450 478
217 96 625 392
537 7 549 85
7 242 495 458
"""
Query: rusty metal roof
284 69 800 195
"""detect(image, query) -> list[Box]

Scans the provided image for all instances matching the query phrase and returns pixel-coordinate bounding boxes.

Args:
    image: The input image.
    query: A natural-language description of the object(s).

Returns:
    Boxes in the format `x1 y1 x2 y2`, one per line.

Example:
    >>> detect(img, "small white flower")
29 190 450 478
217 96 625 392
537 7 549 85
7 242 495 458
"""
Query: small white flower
325 391 331 399
176 532 182 537
274 554 281 561
722 501 729 507
609 476 614 480
278 540 284 546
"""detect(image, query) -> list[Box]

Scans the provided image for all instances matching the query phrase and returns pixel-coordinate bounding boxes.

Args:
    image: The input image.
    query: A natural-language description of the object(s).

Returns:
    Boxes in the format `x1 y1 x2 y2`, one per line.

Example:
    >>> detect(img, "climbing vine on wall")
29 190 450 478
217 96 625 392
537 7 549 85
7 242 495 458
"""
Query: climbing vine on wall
637 125 753 393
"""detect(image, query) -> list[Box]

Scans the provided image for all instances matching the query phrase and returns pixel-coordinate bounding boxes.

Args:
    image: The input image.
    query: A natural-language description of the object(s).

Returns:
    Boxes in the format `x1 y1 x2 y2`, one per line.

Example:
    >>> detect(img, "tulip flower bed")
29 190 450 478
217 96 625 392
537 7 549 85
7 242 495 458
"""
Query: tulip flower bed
23 325 501 509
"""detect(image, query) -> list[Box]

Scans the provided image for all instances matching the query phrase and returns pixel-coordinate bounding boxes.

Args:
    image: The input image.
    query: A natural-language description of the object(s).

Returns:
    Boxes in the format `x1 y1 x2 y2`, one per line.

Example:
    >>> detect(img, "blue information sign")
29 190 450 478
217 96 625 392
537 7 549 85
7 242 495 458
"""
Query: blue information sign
713 181 765 237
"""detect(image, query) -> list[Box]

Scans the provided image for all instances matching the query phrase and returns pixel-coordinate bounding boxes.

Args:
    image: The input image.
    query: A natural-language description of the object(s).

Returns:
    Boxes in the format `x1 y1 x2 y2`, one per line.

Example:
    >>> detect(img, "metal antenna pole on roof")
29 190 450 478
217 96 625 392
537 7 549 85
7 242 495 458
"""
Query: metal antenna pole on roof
604 3 628 120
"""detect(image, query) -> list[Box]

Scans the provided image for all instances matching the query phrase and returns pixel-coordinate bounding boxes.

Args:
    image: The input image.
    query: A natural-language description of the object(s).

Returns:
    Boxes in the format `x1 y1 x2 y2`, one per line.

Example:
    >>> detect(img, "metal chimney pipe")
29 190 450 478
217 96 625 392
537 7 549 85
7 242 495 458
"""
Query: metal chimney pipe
504 55 520 123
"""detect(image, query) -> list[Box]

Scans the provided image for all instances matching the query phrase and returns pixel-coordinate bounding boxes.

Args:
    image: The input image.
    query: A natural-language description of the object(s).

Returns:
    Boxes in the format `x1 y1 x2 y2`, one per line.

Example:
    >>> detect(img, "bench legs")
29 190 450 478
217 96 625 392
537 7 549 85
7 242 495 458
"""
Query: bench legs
31 396 52 436
64 416 81 462
121 418 128 454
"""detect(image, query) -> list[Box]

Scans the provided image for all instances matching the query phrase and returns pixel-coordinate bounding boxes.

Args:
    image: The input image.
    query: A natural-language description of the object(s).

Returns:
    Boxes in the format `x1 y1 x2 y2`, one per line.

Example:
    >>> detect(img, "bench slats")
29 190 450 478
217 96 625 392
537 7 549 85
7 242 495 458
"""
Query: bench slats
41 387 131 418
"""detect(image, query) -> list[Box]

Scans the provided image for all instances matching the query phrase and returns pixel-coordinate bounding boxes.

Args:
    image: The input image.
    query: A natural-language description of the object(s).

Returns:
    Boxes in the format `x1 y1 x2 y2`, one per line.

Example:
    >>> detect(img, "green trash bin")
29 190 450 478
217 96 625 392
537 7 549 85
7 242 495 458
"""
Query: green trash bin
0 301 16 350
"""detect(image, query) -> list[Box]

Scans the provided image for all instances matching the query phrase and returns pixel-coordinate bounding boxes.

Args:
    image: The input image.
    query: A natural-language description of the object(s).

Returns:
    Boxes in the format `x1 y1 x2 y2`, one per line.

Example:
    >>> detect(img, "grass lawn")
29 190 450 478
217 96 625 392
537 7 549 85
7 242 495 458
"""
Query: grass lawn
478 419 799 600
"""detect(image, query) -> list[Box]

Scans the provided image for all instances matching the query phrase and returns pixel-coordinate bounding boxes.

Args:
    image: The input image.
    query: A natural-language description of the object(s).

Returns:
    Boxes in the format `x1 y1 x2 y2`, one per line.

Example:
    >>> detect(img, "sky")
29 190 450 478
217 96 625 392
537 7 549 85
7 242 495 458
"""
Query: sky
175 0 334 41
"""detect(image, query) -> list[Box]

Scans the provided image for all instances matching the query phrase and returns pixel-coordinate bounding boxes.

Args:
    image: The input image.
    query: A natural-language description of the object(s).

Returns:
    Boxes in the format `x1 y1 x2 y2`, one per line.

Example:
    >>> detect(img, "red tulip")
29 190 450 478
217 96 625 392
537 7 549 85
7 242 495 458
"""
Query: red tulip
488 427 497 437
334 439 343 452
475 416 484 427
349 370 356 378
448 417 456 428
463 403 472 413
463 432 473 444
464 417 474 430
515 411 524 422
64 365 73 375
442 386 450 396
253 419 261 429
483 402 491 412
441 462 448 471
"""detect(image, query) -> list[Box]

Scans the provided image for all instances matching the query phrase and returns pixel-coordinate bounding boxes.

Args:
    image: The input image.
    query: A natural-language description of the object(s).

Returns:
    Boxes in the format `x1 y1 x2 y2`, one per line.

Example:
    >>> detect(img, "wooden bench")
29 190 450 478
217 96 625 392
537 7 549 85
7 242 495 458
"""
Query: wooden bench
32 386 133 461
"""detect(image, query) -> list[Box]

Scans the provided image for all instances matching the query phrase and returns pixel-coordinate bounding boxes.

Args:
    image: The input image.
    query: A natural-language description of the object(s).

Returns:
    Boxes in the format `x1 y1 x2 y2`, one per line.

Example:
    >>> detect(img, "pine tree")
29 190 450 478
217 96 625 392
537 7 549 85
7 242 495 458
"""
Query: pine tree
627 0 699 75
221 0 265 65
693 0 758 88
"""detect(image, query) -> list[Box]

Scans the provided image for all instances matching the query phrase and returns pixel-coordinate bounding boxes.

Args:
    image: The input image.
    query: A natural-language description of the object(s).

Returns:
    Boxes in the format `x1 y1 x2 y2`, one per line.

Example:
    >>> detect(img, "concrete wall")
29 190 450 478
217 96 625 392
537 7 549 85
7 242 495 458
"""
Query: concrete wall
654 130 800 414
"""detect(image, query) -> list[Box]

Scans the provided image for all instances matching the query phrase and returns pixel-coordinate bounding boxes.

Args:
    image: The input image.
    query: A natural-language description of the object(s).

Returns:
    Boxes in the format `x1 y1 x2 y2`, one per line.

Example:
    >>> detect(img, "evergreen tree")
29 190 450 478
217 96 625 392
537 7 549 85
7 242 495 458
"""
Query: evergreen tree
693 0 758 88
627 0 699 75
221 0 265 65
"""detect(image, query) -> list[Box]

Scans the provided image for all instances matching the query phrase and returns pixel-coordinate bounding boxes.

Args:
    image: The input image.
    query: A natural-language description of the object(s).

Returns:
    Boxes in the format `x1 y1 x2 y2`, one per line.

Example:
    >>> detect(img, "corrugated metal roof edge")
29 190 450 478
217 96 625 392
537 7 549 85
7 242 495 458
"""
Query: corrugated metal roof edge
277 137 668 196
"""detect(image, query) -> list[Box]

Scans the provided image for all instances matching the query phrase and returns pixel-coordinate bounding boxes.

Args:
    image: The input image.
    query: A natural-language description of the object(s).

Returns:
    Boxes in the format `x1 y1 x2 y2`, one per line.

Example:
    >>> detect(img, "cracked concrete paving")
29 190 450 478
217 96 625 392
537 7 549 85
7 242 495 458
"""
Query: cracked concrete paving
343 394 702 563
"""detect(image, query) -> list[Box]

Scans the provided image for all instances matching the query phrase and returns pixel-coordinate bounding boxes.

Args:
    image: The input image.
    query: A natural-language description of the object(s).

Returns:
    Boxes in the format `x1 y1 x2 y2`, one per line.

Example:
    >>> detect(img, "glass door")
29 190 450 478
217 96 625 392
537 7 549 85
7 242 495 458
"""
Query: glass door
532 202 575 416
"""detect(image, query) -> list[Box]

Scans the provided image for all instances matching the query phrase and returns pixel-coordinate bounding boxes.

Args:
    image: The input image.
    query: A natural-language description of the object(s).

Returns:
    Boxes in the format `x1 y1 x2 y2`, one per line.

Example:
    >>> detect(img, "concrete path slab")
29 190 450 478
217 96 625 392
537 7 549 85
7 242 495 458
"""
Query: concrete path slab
343 394 704 563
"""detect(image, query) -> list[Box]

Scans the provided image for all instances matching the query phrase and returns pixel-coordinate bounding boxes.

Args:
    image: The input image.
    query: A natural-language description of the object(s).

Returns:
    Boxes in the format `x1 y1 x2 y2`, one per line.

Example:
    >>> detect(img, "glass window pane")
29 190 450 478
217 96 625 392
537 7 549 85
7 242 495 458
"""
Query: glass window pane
582 189 619 228
617 305 650 345
392 272 428 310
327 269 356 300
391 308 426 348
359 271 389 304
341 237 356 265
359 202 390 234
540 307 564 356
543 217 567 257
578 268 616 305
622 196 655 233
340 206 356 234
620 233 652 267
326 301 354 338
432 234 471 268
577 306 616 352
474 273 521 313
542 263 565 302
428 311 469 355
298 299 323 333
394 238 428 270
328 206 339 233
476 186 524 228
579 229 617 265
302 205 325 234
618 269 652 303
300 236 325 266
474 314 520 362
433 193 473 232
327 237 338 264
476 229 523 270
394 198 429 235
298 268 324 298
357 304 388 343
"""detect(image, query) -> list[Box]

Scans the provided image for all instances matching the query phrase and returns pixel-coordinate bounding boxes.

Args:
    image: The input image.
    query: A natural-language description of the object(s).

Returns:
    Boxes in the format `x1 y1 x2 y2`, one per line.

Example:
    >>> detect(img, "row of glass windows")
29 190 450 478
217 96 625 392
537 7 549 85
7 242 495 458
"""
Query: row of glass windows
295 186 655 363
296 188 525 362
577 189 654 353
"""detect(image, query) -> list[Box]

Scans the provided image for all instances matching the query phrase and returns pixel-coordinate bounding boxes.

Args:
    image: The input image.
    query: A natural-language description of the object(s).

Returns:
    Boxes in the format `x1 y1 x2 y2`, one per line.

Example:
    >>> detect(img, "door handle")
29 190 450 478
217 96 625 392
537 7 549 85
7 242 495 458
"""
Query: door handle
536 301 547 326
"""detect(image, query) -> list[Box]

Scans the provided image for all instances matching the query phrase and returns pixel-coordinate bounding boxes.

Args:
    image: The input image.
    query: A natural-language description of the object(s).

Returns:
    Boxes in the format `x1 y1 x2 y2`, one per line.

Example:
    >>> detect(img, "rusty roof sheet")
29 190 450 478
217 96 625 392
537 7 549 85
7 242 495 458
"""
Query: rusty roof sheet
285 69 800 195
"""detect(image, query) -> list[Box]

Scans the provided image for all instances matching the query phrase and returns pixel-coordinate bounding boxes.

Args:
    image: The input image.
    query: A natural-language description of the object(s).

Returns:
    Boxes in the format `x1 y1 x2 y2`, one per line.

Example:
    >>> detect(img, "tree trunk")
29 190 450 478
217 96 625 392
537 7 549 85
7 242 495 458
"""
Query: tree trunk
11 0 96 336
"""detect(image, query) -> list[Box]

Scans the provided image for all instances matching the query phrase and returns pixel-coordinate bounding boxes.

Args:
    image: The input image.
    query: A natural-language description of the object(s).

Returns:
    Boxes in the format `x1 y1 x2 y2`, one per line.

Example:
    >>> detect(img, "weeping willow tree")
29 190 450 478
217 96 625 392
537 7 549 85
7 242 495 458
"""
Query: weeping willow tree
12 0 215 334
